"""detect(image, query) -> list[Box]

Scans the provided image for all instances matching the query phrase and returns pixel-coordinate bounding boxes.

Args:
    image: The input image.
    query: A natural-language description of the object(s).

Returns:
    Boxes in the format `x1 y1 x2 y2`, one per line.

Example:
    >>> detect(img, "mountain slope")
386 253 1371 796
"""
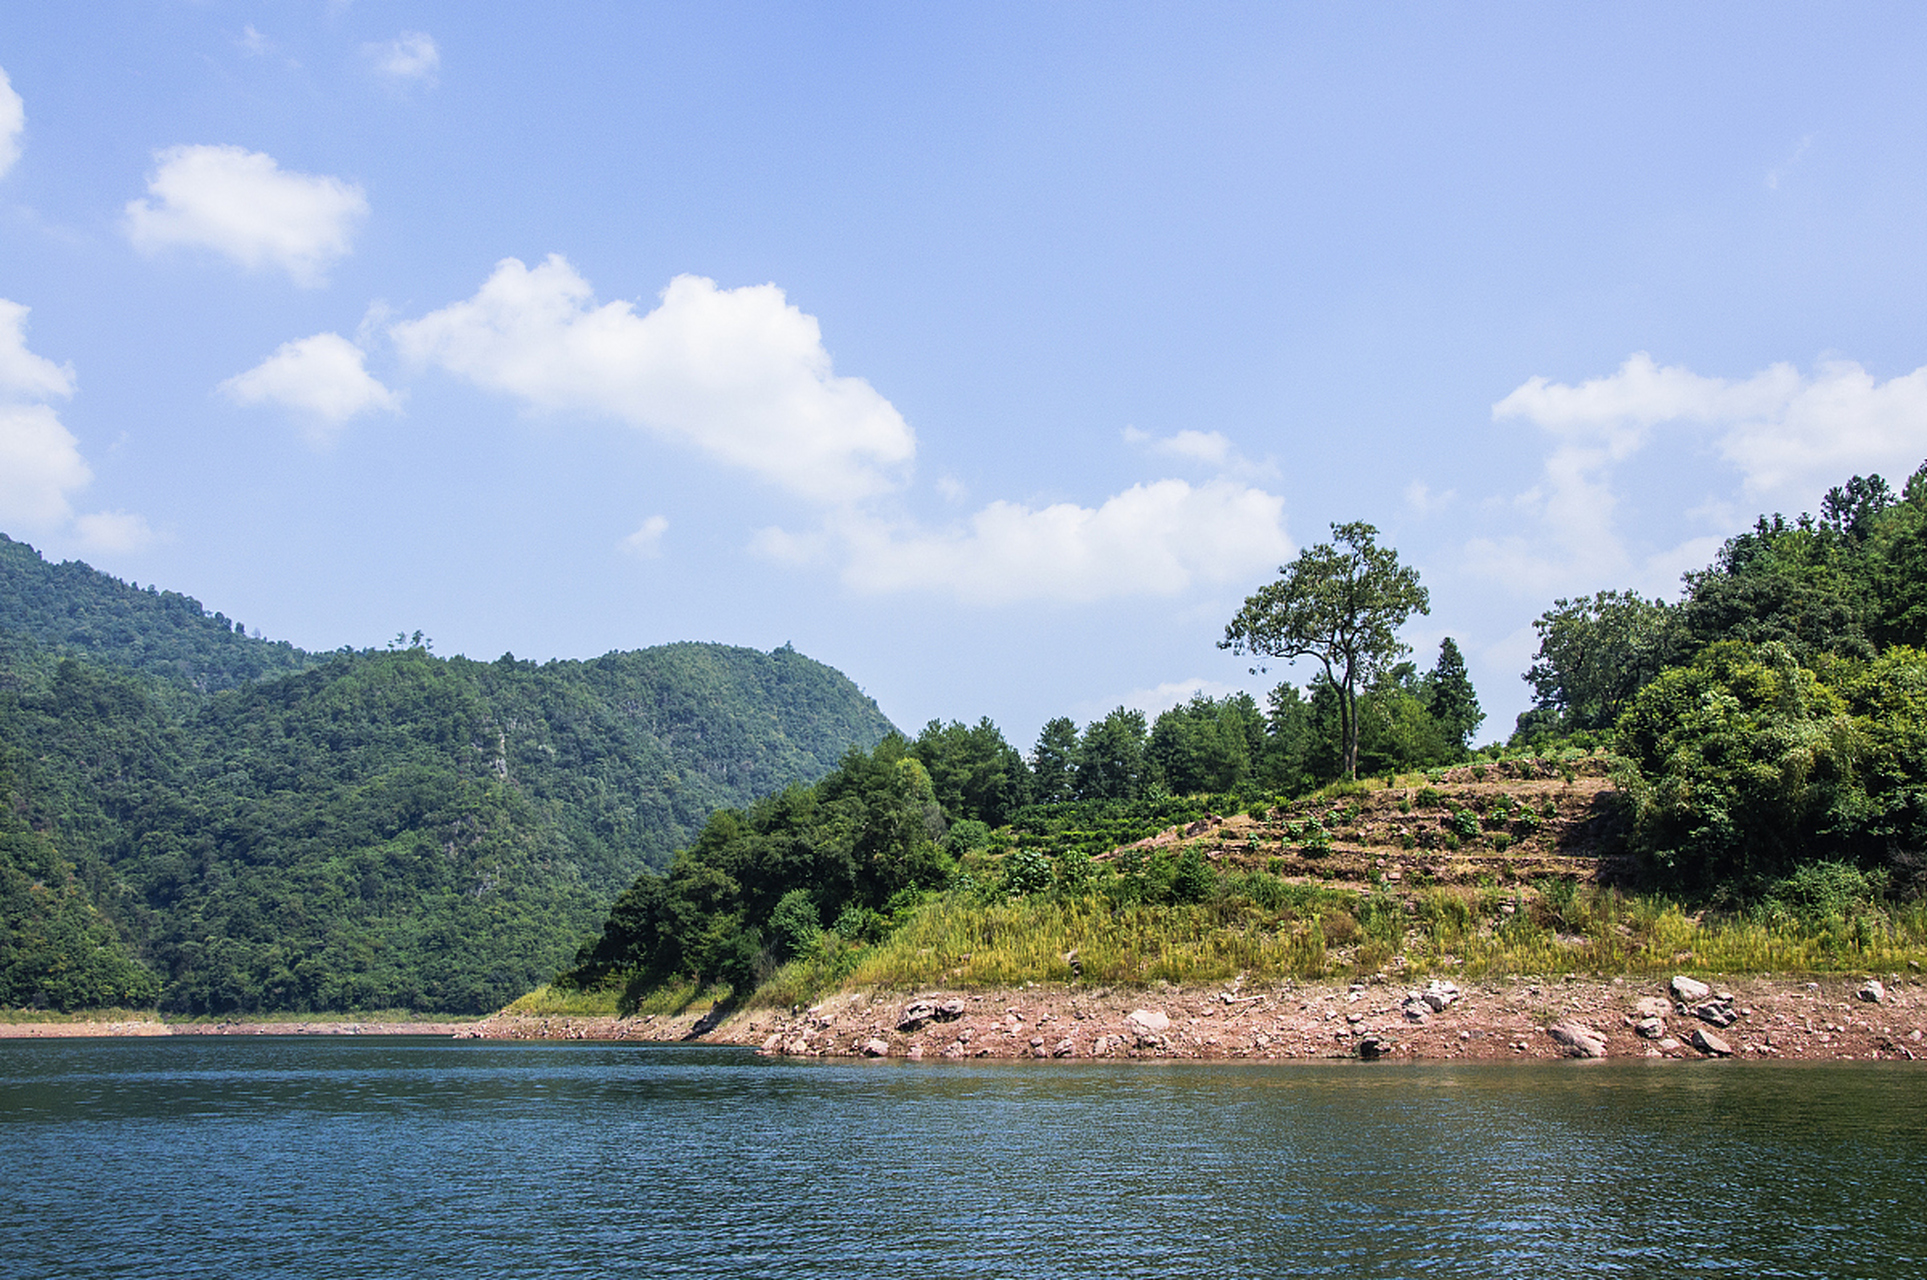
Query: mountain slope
0 539 896 1013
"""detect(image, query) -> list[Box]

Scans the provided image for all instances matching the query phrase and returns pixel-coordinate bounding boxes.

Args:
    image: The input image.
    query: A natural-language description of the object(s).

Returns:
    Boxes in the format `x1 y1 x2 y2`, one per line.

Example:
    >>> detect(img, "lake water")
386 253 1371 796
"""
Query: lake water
2 1038 1922 1279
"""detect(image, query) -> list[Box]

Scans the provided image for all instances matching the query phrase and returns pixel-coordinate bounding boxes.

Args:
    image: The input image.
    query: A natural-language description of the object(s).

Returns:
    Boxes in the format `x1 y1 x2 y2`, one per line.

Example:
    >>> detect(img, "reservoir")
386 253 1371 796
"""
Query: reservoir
3 1037 1922 1278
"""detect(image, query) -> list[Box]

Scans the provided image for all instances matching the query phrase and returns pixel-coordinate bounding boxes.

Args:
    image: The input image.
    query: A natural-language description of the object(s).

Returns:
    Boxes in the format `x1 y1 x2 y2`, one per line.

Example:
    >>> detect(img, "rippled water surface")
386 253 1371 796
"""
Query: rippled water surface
2 1038 1922 1278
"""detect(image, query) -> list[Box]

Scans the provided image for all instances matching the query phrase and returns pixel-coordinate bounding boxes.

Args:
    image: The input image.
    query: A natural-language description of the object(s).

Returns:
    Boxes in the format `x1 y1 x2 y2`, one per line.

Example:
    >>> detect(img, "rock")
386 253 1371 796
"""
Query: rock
1634 1017 1667 1040
1358 1034 1395 1060
1632 996 1671 1019
1127 1009 1171 1034
940 1042 965 1059
1690 1028 1733 1057
1657 1037 1681 1052
1549 1021 1609 1058
1345 1012 1364 1025
1692 1001 1737 1028
785 1037 810 1056
905 1043 924 1061
1422 979 1461 1012
1401 997 1430 1023
896 1001 938 1031
1053 1037 1075 1058
1670 975 1712 1003
862 1038 890 1057
1859 980 1886 1004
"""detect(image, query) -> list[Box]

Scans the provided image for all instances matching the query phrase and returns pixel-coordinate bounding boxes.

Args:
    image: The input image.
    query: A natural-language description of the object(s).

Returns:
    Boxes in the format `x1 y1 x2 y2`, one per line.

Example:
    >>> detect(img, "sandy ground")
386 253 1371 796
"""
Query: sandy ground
11 973 1922 1062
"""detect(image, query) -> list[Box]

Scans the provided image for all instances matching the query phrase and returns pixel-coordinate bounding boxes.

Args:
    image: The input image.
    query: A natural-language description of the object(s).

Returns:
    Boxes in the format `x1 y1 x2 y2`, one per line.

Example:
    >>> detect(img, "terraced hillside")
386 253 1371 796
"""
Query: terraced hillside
1103 755 1634 889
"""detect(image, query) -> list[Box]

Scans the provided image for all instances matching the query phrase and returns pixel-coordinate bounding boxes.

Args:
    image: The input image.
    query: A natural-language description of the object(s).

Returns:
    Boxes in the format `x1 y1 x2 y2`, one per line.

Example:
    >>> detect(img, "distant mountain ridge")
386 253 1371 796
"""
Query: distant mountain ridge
0 535 897 1013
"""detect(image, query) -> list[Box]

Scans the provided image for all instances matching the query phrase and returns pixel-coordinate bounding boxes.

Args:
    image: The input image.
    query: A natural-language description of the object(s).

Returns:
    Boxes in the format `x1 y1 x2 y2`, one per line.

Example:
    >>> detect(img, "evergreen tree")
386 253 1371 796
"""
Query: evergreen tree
1423 637 1484 753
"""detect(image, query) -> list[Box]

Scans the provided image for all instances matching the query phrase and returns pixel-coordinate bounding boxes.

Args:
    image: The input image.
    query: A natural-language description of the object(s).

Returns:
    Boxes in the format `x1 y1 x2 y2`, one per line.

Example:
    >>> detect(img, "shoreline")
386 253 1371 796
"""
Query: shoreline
18 972 1917 1062
12 973 1925 1061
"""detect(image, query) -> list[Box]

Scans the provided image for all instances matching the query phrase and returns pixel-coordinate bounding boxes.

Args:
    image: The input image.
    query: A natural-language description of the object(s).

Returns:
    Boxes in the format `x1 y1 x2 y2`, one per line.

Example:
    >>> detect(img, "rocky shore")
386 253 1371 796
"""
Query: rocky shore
12 973 1922 1060
459 971 1925 1062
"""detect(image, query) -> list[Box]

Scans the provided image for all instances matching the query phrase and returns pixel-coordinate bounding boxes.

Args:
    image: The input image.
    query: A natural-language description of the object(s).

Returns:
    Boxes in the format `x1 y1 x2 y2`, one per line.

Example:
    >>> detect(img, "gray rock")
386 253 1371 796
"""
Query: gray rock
1634 1016 1667 1040
1657 1037 1682 1052
896 1002 938 1031
1053 1037 1075 1058
1692 1001 1737 1028
862 1038 890 1057
1127 1009 1171 1034
1422 979 1461 1012
1358 1034 1395 1060
1690 1028 1733 1057
1549 1021 1609 1058
1670 975 1712 1003
905 1043 924 1061
1859 980 1886 1004
1632 996 1672 1019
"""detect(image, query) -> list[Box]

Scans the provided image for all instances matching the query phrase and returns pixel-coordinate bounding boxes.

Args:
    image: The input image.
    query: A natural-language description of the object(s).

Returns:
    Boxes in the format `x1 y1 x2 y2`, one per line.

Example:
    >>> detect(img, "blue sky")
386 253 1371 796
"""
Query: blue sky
5 4 1927 749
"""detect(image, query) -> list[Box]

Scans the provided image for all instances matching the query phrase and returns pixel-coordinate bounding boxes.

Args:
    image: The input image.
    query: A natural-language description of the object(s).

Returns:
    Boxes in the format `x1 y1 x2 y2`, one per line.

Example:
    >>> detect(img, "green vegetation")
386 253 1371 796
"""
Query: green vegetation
1222 521 1431 779
1515 460 1927 900
0 538 895 1013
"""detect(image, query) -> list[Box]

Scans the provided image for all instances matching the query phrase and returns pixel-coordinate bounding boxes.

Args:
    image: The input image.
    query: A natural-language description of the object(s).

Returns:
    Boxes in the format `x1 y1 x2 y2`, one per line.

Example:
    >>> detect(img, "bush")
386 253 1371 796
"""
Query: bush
1415 787 1444 809
1001 848 1054 896
767 889 821 961
1172 847 1216 904
947 818 993 853
1447 809 1482 839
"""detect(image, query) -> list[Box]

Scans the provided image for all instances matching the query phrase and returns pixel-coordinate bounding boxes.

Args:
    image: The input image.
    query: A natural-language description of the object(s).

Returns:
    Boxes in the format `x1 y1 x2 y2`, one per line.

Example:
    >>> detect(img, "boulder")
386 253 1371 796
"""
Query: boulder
1634 1016 1667 1040
1670 975 1712 1003
1358 1034 1395 1060
1549 1021 1609 1058
1632 996 1672 1019
905 1043 924 1061
897 999 967 1031
1859 980 1886 1004
862 1038 890 1057
1053 1037 1076 1058
1692 1001 1737 1028
1690 1028 1733 1057
1422 979 1461 1012
1128 1009 1171 1035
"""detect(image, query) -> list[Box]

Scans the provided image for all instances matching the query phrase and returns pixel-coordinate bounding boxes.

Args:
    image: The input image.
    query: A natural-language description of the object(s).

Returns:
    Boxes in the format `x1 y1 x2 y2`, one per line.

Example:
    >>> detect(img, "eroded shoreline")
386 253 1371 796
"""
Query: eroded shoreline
9 974 1922 1061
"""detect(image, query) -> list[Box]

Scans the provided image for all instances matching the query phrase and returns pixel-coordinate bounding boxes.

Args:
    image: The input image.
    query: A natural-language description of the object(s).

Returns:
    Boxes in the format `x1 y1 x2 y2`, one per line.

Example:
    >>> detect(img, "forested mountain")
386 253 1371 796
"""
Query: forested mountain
0 538 895 1013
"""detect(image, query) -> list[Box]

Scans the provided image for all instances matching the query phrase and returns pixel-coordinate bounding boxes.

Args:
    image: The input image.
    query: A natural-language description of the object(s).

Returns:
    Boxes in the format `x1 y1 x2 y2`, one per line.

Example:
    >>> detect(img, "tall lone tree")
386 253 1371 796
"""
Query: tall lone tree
1221 521 1429 780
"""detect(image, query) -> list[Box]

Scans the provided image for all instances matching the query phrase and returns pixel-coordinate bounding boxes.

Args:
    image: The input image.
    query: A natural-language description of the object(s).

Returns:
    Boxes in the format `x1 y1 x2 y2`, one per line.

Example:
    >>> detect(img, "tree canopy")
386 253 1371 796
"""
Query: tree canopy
1221 521 1430 778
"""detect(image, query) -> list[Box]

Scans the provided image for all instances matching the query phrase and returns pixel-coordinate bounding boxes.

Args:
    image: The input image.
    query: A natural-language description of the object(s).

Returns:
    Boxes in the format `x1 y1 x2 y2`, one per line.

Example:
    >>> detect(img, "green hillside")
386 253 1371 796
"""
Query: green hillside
0 539 895 1014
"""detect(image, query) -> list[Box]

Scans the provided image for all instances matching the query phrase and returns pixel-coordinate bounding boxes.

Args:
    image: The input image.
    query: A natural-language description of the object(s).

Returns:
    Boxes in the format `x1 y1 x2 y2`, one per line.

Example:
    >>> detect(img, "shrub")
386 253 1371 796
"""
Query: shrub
1001 848 1054 896
947 818 993 853
1172 847 1216 904
1415 787 1444 809
1447 809 1482 839
767 889 822 961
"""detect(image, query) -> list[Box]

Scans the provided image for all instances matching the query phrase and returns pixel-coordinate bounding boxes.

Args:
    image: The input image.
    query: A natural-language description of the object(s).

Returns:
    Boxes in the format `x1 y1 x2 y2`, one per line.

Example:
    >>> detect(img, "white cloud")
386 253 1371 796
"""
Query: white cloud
392 256 916 503
239 25 276 57
1124 424 1276 479
1085 676 1250 724
0 300 75 400
74 510 156 553
123 145 368 286
220 332 399 438
365 32 440 87
0 296 152 548
795 478 1292 605
0 403 91 527
619 515 669 558
0 67 23 180
1404 480 1454 515
1496 351 1927 504
1471 351 1927 597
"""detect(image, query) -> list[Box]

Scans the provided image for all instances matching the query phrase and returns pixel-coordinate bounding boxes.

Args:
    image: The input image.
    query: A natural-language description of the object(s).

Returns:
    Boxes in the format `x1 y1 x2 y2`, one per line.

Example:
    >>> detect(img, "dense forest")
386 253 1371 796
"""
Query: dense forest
0 539 895 1012
564 462 1927 1009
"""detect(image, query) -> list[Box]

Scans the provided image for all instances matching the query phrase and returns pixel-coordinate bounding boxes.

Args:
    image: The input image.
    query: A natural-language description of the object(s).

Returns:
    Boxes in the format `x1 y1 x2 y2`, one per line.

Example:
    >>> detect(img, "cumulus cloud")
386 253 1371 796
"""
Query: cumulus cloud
1093 677 1251 722
123 145 368 286
0 298 153 549
364 32 439 87
0 67 23 180
392 256 916 503
0 403 91 527
619 515 669 558
0 300 75 400
1471 351 1927 596
767 478 1292 605
220 332 399 438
